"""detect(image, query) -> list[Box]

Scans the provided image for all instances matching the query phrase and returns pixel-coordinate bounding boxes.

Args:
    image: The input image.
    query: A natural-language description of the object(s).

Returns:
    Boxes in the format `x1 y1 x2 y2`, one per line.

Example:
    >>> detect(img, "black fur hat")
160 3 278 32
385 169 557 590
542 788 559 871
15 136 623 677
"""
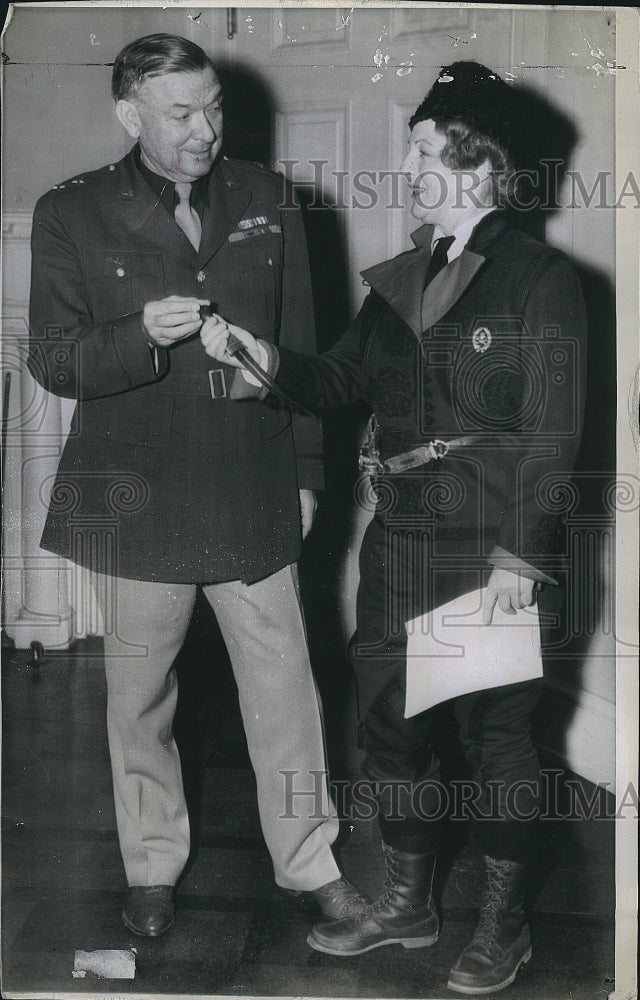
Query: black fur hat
409 61 522 164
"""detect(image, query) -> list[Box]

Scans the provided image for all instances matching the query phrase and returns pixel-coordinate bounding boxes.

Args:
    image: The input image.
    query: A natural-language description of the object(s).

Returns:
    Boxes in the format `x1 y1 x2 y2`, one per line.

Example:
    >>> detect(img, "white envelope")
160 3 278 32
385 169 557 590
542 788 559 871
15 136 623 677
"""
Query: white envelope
404 588 542 718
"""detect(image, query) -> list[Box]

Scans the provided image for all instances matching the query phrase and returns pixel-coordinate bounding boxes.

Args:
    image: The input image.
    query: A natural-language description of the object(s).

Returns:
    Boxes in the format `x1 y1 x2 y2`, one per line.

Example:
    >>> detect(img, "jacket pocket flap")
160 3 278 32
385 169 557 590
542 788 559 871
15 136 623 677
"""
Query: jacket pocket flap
84 251 164 280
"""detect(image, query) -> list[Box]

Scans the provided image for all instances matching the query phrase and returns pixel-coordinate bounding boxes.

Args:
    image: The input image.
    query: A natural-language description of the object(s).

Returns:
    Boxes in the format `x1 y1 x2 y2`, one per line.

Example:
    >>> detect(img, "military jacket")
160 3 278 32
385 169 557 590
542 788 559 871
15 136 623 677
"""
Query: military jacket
28 149 322 583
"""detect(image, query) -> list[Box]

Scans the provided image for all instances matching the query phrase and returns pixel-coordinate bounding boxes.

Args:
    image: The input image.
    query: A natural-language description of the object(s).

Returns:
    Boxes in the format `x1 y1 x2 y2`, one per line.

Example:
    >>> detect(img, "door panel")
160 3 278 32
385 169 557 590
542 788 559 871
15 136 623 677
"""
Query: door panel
225 6 527 310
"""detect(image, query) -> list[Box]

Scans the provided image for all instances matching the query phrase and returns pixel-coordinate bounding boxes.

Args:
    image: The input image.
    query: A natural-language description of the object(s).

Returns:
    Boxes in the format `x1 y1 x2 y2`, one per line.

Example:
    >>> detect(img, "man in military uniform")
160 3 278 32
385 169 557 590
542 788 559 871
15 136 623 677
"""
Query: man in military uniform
28 33 366 937
201 62 587 994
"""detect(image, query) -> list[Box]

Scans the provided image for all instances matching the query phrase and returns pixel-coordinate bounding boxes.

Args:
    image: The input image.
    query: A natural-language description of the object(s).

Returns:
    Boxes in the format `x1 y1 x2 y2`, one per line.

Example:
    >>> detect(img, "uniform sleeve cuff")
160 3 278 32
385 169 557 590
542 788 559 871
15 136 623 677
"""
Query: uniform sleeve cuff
227 341 280 399
489 545 558 586
296 458 325 491
112 312 169 384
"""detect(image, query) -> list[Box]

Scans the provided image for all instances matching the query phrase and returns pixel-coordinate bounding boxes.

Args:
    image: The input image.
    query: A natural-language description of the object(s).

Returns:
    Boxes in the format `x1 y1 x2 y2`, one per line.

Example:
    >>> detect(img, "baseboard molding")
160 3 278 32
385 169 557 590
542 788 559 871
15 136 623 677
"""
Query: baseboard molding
537 678 615 789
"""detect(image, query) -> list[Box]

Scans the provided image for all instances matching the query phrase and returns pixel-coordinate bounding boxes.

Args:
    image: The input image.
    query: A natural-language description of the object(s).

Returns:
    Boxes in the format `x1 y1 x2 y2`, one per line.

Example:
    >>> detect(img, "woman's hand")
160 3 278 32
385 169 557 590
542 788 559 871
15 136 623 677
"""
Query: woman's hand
200 314 262 367
481 568 537 624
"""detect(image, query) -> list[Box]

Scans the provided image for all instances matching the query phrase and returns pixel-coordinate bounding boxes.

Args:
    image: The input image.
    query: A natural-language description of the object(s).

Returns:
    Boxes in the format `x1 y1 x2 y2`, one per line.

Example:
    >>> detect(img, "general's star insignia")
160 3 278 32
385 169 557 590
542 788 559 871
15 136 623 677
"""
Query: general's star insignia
472 326 492 353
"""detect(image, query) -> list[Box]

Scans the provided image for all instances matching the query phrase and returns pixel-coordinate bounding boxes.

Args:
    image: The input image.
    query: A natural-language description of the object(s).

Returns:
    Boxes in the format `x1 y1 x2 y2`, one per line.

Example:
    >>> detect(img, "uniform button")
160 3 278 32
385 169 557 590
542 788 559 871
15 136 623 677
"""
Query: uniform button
196 270 206 283
109 164 115 171
116 267 125 278
267 257 273 266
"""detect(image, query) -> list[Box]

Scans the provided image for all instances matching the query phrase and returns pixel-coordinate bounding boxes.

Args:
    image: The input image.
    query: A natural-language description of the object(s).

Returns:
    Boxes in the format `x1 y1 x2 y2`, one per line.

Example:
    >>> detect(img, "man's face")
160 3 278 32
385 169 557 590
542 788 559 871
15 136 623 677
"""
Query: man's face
400 118 486 233
120 66 223 182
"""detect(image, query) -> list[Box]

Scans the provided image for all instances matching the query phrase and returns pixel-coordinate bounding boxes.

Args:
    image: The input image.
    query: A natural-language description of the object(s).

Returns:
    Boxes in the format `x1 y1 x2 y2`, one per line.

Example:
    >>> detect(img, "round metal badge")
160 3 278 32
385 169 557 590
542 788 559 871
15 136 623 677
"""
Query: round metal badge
472 326 492 353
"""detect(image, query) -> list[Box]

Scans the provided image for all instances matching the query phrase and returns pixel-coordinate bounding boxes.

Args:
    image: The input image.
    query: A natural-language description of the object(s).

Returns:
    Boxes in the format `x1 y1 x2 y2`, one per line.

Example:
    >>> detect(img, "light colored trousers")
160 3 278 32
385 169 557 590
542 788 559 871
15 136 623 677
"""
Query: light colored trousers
95 564 340 890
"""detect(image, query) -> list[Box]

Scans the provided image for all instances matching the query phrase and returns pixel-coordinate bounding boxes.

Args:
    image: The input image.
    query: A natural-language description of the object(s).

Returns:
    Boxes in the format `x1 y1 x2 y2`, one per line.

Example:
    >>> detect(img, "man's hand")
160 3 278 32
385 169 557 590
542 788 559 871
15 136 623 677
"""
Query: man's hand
299 489 317 540
481 568 537 625
200 314 261 367
143 295 210 348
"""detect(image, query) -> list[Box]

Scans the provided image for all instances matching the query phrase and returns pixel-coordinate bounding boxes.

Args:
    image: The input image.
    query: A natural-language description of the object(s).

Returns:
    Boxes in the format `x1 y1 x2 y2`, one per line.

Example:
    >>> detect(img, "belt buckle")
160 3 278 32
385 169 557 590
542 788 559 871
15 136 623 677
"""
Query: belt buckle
359 451 384 475
208 370 227 399
429 439 449 460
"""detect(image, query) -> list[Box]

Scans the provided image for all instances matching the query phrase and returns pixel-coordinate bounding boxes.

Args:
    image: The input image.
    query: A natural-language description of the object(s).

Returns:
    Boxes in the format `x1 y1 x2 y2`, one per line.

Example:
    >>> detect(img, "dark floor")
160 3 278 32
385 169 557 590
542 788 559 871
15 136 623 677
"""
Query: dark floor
2 597 616 1000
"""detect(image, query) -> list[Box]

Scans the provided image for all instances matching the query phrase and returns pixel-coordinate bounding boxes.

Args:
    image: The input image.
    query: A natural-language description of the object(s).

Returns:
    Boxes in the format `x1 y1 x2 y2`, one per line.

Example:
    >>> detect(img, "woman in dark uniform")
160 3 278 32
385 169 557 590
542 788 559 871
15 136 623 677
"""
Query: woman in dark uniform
201 61 587 995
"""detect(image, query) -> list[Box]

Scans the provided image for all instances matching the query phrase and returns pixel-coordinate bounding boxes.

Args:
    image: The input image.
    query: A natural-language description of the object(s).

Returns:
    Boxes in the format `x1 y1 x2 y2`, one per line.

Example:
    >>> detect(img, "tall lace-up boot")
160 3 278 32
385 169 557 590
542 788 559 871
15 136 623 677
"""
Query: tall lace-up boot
447 855 532 995
307 843 439 956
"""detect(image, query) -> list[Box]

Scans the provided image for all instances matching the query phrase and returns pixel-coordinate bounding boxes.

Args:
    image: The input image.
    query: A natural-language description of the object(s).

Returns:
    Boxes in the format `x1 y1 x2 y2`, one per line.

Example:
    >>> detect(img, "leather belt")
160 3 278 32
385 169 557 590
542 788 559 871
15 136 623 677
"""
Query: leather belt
151 370 229 398
359 415 479 475
382 435 478 474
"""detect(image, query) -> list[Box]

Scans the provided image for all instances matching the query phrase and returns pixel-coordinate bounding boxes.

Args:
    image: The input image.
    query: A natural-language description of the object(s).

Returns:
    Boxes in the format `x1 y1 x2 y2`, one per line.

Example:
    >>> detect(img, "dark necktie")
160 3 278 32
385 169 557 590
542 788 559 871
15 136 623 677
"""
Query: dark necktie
424 235 455 288
174 181 202 251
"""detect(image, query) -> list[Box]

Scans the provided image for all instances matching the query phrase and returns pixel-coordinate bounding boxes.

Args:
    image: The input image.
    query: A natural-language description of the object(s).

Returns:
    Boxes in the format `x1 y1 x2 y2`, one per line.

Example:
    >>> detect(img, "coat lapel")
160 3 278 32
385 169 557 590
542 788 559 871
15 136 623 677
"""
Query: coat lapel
106 153 252 268
361 248 430 338
197 160 252 268
361 215 509 338
362 241 486 339
420 250 485 332
107 151 195 265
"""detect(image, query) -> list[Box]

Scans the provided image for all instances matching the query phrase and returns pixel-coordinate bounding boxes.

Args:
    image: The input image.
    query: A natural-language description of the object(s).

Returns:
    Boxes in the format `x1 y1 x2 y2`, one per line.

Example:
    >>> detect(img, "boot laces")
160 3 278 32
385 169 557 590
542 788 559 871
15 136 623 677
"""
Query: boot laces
365 849 434 918
358 849 417 920
365 857 400 916
471 862 513 958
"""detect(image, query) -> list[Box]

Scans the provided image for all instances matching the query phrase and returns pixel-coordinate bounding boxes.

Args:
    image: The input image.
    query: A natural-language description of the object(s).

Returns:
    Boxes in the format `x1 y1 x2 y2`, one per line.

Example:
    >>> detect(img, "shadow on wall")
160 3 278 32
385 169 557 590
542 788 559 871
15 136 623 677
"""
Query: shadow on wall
296 181 367 782
506 82 579 242
215 63 275 166
176 62 363 789
533 259 617 764
217 67 363 774
508 87 617 764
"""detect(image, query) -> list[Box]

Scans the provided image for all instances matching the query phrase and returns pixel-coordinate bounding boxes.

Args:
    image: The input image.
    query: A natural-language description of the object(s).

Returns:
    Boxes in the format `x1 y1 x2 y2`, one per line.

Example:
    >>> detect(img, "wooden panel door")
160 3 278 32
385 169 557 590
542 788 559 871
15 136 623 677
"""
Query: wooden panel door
211 6 534 313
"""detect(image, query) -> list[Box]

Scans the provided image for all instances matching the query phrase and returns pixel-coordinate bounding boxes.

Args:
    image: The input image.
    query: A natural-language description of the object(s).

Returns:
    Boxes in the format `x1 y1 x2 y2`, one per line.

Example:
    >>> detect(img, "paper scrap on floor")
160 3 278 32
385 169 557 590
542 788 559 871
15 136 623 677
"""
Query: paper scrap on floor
73 949 136 980
405 588 542 718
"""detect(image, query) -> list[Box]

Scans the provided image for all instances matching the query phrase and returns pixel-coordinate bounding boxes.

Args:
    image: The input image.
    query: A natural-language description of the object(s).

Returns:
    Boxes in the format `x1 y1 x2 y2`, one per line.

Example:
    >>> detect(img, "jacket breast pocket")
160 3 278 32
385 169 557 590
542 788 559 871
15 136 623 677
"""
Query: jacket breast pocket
84 251 165 321
217 240 283 335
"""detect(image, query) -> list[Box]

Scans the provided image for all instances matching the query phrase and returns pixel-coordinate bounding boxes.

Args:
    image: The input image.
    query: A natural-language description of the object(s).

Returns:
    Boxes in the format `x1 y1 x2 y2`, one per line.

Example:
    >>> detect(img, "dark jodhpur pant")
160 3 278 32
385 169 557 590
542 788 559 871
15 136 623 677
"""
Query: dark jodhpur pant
354 514 543 865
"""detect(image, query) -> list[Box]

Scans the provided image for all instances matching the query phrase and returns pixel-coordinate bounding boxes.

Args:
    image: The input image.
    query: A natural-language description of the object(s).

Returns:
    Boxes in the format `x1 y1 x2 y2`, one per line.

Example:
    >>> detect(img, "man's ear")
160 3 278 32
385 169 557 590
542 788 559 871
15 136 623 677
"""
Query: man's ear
115 99 141 139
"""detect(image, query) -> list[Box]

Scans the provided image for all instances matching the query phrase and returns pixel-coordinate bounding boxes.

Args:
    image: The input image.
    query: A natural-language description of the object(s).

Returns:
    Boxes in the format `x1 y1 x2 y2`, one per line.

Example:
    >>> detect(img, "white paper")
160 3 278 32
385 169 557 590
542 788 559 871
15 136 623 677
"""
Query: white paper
72 950 136 980
405 588 543 717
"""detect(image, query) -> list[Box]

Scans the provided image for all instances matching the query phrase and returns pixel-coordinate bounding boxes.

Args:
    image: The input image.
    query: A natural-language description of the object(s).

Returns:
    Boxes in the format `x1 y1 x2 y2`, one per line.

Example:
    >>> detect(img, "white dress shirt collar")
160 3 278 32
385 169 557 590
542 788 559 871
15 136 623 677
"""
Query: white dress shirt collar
431 208 496 263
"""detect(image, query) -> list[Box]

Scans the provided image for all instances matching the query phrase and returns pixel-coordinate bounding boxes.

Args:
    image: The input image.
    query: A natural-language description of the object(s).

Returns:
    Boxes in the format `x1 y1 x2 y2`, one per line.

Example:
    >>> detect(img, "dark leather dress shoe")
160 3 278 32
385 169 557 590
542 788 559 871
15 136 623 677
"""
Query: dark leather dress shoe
122 885 176 937
281 876 369 920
